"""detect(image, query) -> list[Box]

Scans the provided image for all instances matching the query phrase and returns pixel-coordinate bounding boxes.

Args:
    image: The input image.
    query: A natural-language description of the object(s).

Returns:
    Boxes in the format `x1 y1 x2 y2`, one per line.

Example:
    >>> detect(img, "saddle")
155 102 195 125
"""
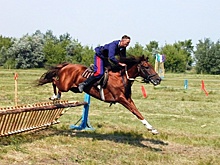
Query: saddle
82 64 109 100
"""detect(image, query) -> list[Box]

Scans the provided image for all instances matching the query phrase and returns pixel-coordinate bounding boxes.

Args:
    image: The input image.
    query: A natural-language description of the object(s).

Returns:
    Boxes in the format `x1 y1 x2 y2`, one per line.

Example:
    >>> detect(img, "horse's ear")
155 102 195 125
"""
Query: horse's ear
140 55 145 60
146 56 149 62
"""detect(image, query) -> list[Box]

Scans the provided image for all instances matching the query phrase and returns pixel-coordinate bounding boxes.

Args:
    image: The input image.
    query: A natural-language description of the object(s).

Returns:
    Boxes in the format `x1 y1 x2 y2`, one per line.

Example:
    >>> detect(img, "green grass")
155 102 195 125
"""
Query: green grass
0 69 220 164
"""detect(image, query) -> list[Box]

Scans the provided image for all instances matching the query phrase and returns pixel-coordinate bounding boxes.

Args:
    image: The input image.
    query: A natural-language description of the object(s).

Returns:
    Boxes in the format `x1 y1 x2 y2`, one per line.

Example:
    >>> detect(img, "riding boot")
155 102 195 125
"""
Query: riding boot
78 76 97 93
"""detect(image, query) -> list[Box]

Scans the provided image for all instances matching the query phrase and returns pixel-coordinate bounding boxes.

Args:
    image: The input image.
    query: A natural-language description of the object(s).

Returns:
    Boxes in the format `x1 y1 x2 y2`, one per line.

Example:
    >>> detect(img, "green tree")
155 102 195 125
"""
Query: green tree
127 42 154 63
44 30 59 43
1 32 45 69
194 38 220 74
127 42 145 57
145 41 160 64
173 40 194 70
43 31 71 65
162 44 186 72
0 35 13 49
80 45 94 66
65 39 83 64
145 40 159 55
43 40 66 65
0 35 14 67
161 40 193 73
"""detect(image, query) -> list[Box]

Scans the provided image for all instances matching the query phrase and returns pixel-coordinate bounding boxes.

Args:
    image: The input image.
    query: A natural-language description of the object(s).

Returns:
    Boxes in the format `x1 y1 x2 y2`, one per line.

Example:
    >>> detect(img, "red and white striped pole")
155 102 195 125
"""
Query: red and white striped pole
14 73 18 106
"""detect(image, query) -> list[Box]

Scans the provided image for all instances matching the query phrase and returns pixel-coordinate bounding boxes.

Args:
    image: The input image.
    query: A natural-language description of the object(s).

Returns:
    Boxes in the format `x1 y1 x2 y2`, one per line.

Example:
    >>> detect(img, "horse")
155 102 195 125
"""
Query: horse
37 55 161 134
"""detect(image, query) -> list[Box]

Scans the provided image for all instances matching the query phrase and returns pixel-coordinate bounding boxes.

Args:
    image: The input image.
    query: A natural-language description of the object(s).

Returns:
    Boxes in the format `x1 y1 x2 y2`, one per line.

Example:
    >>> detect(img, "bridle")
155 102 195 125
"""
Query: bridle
137 62 157 81
124 61 157 81
121 60 158 90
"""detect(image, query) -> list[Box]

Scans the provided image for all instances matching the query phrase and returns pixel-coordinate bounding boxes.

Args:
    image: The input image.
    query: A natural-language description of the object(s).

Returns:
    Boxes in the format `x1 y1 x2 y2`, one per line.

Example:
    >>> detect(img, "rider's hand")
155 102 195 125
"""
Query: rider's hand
118 62 126 67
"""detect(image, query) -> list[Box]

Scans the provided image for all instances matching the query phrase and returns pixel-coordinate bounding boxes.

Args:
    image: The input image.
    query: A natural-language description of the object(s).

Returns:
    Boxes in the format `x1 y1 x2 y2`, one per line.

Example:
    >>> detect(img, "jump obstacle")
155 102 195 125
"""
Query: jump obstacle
0 94 93 137
70 93 94 131
155 53 165 79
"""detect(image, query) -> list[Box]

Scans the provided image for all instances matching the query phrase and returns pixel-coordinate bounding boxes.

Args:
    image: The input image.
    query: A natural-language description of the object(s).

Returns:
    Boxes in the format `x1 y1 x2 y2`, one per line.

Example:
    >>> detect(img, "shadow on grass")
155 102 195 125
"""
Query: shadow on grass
0 127 168 152
71 130 168 152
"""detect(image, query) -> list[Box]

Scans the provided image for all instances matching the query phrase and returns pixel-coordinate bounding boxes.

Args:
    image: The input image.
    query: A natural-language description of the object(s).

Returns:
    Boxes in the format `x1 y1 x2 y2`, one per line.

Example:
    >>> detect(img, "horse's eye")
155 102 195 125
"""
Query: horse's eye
145 66 149 69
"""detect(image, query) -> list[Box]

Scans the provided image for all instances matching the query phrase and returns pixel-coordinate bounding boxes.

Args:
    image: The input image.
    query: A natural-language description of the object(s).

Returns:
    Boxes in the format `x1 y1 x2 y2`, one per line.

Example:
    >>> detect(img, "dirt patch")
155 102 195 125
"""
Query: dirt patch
141 139 220 164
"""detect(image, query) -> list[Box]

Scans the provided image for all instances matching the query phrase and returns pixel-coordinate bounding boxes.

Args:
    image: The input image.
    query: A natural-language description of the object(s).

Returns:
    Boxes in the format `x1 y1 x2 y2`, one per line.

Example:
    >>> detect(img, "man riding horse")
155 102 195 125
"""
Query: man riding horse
78 35 131 93
37 36 162 135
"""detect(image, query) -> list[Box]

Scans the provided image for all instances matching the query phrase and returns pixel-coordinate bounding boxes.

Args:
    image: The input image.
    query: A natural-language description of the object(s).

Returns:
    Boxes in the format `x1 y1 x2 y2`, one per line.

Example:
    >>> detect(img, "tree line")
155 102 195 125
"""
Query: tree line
0 30 219 74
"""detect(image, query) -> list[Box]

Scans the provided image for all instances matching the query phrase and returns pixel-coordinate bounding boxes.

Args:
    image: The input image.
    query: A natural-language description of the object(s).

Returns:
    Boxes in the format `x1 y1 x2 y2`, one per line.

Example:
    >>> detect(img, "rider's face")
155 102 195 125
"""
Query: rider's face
120 38 130 47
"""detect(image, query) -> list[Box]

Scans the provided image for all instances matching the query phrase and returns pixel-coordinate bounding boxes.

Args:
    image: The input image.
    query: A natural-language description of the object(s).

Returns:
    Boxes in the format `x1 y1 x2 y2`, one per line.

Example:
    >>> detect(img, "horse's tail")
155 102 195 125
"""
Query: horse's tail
37 62 69 86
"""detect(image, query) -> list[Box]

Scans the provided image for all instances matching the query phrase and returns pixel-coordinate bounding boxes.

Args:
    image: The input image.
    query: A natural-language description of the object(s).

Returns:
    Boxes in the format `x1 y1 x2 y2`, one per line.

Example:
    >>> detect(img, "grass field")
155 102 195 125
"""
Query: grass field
0 69 220 165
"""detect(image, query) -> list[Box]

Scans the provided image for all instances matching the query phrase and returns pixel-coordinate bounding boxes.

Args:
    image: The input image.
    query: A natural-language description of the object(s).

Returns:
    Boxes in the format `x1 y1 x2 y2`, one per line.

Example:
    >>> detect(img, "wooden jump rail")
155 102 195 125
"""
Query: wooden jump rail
0 100 88 137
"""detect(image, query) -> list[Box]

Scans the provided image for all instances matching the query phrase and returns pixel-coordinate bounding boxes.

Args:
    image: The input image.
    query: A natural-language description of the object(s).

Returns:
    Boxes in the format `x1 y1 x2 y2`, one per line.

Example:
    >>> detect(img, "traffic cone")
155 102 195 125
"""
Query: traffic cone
141 85 147 98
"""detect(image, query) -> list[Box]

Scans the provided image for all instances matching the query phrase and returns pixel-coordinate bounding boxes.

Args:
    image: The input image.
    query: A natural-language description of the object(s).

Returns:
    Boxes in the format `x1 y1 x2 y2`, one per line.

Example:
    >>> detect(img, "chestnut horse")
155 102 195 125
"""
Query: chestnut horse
37 56 161 134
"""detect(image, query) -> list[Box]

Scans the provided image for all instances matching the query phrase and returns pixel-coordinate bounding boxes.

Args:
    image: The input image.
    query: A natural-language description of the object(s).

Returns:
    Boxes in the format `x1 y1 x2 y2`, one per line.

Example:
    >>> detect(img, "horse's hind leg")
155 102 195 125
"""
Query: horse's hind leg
49 83 62 100
119 96 159 135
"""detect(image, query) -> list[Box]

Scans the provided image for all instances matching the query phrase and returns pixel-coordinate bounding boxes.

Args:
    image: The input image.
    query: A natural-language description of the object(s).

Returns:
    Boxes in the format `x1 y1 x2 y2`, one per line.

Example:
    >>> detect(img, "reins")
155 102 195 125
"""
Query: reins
125 65 135 81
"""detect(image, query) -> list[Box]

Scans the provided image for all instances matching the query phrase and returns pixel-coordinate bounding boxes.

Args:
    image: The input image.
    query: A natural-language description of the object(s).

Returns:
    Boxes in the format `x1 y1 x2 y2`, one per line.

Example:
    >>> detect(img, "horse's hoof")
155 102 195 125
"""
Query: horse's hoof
49 97 59 101
151 129 159 135
147 128 159 135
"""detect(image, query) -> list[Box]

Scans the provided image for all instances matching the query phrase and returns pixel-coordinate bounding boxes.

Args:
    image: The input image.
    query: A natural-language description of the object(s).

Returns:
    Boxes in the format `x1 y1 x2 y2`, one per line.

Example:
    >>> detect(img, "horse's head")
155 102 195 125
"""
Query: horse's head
119 55 161 85
138 56 161 86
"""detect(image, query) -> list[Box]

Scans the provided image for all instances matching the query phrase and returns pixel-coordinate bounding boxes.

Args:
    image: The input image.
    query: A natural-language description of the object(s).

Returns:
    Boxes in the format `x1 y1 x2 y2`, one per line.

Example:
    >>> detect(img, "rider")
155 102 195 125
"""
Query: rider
78 35 131 93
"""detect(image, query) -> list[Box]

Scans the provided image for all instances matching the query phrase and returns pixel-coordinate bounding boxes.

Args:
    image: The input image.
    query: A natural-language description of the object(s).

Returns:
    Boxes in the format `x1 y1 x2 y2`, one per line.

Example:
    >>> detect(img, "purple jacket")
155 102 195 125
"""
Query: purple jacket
95 40 126 64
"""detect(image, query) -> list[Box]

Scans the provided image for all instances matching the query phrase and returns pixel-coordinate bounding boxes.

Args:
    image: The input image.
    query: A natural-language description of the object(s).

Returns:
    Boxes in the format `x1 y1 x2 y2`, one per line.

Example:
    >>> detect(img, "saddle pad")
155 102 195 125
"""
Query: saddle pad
82 68 94 78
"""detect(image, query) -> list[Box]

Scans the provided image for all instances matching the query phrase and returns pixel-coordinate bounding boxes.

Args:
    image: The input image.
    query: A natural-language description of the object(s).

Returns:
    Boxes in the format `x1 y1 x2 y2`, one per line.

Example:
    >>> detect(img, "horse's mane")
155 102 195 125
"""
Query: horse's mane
51 62 69 69
119 55 148 65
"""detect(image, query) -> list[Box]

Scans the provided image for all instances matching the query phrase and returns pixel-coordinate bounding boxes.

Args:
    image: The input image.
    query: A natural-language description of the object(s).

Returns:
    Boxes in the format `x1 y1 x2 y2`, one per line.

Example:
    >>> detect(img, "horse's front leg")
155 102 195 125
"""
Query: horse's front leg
120 96 159 135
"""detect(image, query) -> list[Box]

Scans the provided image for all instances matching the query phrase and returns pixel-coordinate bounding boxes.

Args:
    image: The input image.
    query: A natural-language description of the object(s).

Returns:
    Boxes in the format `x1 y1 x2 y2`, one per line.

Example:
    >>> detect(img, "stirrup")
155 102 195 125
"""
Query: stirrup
78 83 85 93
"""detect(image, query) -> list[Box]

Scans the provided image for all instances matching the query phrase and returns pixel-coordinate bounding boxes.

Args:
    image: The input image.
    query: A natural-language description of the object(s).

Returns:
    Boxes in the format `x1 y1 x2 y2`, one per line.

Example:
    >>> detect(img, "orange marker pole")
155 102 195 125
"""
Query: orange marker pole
141 85 147 98
201 80 208 96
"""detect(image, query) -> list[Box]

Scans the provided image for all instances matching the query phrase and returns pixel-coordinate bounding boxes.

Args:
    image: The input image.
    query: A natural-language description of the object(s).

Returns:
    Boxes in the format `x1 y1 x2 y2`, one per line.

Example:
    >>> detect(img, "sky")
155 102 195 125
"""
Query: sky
1 0 220 47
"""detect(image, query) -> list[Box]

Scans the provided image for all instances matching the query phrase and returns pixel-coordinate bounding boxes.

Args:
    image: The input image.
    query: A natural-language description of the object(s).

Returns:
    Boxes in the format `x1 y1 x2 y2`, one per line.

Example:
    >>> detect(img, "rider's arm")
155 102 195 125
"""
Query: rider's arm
108 43 119 65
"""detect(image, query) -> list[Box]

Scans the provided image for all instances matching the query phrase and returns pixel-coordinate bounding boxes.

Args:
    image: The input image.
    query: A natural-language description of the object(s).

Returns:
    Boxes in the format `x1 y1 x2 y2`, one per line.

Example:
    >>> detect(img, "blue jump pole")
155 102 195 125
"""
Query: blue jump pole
184 79 188 90
70 93 94 131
